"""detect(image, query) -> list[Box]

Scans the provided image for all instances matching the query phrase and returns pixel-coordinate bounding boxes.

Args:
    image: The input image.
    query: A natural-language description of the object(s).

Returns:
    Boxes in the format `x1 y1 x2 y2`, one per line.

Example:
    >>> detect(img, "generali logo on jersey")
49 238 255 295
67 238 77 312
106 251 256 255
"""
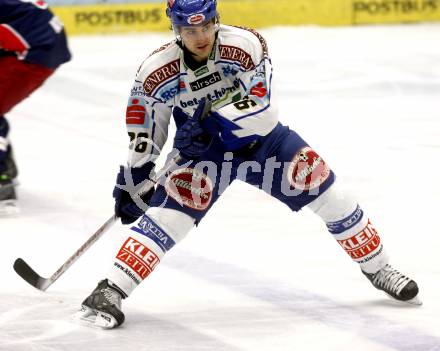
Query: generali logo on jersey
116 237 160 280
219 45 255 70
143 59 180 95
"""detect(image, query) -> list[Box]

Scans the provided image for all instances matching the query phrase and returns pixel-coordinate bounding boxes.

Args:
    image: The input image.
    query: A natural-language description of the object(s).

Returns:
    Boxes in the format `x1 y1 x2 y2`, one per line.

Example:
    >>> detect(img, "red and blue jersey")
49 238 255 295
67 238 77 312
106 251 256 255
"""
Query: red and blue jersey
0 0 71 68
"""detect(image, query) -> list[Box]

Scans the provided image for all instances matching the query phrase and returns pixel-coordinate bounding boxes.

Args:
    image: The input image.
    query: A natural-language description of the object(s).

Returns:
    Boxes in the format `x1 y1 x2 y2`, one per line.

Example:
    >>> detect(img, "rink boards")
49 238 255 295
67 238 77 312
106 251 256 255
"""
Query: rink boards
52 0 440 35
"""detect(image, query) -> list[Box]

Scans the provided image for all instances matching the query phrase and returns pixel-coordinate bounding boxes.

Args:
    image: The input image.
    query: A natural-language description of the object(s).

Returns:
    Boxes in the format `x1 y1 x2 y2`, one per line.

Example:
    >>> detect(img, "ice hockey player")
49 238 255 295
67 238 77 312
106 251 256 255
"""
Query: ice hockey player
76 0 421 329
0 0 71 214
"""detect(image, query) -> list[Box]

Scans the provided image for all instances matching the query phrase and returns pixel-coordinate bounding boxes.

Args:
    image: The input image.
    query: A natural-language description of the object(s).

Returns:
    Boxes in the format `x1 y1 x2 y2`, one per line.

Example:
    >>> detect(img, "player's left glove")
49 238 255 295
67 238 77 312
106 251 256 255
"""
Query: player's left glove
172 98 213 159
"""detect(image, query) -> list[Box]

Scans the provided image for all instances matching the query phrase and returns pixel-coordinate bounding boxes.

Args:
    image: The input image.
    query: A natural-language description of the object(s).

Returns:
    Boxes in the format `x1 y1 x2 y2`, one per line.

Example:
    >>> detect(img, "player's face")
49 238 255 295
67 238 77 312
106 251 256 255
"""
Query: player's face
179 20 216 62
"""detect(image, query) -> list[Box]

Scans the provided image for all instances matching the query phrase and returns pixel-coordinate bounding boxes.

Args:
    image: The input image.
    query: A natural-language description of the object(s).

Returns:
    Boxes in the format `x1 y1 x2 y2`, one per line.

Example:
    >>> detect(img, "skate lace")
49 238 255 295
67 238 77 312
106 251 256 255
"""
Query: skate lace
373 265 410 295
102 287 122 307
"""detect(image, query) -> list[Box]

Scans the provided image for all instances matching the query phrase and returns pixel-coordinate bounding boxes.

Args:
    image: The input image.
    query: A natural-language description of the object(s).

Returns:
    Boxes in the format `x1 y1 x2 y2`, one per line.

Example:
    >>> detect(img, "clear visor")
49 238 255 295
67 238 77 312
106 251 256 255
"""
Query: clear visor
172 16 220 38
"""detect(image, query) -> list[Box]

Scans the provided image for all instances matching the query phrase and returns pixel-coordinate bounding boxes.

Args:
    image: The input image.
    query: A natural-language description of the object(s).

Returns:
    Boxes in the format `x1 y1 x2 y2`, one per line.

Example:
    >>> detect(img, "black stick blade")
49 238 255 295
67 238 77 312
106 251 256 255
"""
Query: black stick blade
13 258 48 291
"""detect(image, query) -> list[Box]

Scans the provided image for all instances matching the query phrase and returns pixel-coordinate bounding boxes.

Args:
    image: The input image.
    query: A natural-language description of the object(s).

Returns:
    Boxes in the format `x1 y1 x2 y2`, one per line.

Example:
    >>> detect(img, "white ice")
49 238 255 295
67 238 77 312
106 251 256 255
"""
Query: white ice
1 24 440 351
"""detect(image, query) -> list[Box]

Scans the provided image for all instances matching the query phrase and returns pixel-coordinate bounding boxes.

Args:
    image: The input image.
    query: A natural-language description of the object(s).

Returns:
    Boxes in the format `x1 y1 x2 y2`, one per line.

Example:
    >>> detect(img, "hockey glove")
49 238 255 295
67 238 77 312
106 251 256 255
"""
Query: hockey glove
201 109 260 151
112 162 155 225
172 98 213 159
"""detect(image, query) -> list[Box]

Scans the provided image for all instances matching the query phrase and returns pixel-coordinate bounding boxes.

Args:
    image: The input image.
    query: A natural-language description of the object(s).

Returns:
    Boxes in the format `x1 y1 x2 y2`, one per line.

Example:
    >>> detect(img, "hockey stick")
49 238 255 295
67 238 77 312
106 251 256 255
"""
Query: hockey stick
12 158 178 292
13 100 212 291
12 161 176 291
13 214 118 291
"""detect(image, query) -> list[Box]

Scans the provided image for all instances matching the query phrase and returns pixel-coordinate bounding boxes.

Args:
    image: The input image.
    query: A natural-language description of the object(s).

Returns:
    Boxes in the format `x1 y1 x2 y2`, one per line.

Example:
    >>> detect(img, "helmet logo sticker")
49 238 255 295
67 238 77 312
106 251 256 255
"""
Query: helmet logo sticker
187 13 206 25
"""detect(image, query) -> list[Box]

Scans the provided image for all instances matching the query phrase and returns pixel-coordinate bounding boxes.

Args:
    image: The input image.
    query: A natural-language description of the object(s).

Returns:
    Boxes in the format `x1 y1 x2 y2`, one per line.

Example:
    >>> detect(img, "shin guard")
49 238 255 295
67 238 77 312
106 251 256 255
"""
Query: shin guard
106 208 194 296
308 182 389 273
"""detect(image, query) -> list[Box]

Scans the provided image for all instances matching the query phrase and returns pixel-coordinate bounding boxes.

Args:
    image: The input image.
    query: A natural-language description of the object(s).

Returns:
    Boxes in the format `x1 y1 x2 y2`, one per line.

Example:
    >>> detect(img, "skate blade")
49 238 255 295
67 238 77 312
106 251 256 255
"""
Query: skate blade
385 293 423 306
404 295 423 306
0 199 19 216
73 305 119 329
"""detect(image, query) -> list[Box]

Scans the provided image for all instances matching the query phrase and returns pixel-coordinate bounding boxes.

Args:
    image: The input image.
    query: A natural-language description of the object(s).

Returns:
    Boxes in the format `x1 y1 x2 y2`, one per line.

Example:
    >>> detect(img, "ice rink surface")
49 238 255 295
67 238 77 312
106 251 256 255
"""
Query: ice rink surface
1 24 440 351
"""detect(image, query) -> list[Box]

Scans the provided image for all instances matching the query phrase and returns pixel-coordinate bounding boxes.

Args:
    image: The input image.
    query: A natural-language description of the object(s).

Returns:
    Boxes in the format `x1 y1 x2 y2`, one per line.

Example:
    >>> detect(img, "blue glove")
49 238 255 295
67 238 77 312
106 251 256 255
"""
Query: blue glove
201 110 260 151
112 162 155 225
172 98 213 159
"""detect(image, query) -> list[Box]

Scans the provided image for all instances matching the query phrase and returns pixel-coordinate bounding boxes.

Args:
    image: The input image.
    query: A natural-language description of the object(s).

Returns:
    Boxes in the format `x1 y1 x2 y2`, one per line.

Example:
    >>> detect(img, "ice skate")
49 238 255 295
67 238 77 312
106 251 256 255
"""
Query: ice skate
363 264 421 305
74 279 126 329
0 175 18 216
0 144 19 216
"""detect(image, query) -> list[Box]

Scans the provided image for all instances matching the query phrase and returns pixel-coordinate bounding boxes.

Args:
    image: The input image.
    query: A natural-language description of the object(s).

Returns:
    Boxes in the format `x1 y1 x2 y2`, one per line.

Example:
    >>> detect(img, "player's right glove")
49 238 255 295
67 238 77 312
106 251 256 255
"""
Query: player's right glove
200 108 260 151
112 162 155 225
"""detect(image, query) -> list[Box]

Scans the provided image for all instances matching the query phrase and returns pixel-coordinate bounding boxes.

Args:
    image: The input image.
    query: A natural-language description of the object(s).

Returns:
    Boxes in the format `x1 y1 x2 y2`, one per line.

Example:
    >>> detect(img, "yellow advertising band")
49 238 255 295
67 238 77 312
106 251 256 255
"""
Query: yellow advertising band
52 0 440 36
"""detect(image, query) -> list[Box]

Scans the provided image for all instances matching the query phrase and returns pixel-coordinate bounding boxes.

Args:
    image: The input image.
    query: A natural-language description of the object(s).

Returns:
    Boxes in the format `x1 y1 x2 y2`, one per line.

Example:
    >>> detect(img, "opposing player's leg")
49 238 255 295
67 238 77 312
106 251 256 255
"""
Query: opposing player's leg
0 117 19 215
0 56 54 214
0 57 55 115
76 154 234 328
247 123 420 305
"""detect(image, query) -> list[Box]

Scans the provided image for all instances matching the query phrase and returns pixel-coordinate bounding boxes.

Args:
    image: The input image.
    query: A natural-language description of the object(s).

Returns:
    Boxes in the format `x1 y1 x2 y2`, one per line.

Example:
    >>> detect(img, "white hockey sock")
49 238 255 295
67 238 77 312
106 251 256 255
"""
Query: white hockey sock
106 208 195 296
308 182 389 273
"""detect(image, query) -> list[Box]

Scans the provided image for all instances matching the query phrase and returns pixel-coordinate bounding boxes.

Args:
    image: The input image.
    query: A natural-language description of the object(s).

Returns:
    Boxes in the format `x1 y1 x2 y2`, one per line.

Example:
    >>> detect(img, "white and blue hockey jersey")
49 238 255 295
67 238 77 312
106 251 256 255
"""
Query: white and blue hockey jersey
125 24 278 167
